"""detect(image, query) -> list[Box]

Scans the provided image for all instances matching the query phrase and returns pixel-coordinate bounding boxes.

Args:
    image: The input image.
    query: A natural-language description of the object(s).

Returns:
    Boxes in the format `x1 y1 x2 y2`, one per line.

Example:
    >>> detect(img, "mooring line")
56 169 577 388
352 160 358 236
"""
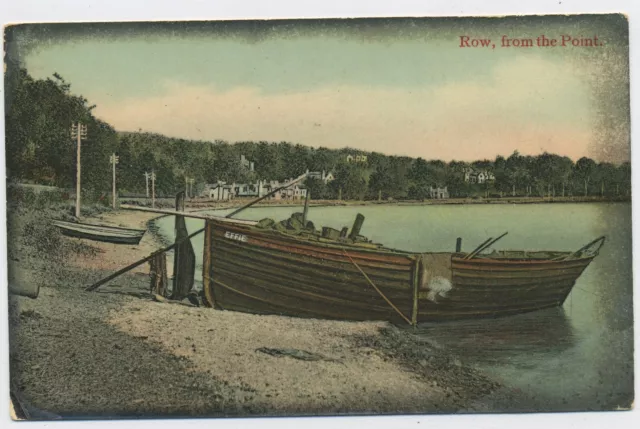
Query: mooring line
342 248 413 325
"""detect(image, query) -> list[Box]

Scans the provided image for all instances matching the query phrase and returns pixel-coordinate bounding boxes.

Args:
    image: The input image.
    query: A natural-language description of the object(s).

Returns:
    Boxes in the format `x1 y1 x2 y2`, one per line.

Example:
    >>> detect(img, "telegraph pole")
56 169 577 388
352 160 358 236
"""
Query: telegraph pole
189 178 195 199
109 153 119 209
71 122 88 218
151 170 156 208
144 172 150 198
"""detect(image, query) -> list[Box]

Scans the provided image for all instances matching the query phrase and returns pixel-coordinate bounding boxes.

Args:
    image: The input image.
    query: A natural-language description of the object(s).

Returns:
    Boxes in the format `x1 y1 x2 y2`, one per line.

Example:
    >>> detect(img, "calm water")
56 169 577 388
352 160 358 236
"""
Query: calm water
155 203 633 411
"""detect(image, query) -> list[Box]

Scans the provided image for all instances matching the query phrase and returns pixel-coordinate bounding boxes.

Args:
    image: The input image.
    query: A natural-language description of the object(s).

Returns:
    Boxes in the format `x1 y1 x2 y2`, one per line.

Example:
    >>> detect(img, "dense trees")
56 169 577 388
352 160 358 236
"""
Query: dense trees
5 69 117 196
4 69 632 201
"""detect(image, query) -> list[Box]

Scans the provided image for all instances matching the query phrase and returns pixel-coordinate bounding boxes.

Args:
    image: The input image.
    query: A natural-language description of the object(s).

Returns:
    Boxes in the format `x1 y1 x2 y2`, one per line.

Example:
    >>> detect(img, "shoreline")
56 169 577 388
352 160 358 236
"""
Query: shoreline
112 196 632 219
9 205 515 418
161 195 630 211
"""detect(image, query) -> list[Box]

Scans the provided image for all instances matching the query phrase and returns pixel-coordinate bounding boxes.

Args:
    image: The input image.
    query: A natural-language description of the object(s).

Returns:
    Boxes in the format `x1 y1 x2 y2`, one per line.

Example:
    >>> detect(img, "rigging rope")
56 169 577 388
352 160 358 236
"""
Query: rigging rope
342 249 413 325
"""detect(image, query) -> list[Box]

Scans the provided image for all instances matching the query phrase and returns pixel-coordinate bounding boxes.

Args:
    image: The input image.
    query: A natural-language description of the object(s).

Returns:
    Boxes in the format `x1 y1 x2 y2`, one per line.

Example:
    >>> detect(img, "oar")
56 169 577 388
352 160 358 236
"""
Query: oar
86 173 308 292
85 227 206 291
464 232 508 260
463 237 492 260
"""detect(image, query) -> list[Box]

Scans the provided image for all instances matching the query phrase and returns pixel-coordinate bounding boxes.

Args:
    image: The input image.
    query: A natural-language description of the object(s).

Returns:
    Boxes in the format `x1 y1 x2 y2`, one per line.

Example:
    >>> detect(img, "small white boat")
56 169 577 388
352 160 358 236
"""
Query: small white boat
52 220 146 245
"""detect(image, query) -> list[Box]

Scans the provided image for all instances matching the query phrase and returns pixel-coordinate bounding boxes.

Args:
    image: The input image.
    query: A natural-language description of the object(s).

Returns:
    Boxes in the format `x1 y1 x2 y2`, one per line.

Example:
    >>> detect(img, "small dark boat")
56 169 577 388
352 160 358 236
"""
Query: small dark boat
52 220 146 245
201 215 605 324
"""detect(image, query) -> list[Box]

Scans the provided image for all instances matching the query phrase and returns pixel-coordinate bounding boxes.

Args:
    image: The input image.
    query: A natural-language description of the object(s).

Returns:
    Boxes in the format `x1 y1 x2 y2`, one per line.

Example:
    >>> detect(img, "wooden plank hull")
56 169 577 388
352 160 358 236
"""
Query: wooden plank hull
52 220 146 245
413 255 594 321
202 220 596 324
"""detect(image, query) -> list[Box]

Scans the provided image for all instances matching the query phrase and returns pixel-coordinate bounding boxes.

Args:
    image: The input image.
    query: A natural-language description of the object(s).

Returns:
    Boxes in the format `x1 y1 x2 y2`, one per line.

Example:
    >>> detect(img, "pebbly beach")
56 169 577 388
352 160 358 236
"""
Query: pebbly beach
7 200 522 418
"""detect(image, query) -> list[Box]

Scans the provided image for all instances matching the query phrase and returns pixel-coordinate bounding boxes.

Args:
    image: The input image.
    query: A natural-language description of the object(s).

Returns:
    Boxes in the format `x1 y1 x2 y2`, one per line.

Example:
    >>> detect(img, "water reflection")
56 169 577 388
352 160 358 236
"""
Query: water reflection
411 308 575 367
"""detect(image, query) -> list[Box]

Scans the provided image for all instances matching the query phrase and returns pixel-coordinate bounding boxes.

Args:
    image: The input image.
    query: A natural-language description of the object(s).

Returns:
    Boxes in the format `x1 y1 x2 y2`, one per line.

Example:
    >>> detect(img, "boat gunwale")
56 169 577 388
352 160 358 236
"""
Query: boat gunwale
213 221 599 265
211 219 423 259
52 220 146 235
452 253 595 266
55 231 145 245
211 228 415 269
61 231 145 239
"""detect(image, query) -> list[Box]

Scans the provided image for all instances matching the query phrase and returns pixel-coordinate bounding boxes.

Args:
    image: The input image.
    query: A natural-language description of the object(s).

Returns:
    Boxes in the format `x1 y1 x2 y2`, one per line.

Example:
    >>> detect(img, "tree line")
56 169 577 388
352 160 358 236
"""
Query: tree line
4 69 631 201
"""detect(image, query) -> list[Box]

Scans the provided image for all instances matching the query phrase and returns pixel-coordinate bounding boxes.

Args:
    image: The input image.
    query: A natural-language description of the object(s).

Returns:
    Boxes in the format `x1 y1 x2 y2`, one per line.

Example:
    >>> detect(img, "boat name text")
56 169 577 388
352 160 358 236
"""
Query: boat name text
224 231 248 242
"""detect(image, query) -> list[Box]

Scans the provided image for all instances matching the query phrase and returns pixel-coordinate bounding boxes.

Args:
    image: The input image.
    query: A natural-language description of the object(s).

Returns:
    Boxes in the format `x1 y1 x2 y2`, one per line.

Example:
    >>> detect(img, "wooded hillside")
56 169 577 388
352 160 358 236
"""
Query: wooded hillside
4 69 631 200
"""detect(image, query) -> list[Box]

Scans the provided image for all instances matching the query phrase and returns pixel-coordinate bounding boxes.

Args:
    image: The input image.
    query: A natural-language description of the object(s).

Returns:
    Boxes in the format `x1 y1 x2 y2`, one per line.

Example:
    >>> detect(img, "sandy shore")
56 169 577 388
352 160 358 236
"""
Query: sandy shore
8 208 508 419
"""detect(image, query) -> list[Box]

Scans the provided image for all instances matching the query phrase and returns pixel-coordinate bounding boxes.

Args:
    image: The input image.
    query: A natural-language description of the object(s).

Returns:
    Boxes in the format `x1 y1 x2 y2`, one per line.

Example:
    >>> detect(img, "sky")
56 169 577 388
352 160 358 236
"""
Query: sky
8 16 631 163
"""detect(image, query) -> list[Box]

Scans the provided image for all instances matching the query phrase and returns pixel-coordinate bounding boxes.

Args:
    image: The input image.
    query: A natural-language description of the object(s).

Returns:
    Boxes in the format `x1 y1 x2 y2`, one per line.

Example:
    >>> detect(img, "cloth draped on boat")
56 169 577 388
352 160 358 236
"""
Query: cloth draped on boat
418 253 453 303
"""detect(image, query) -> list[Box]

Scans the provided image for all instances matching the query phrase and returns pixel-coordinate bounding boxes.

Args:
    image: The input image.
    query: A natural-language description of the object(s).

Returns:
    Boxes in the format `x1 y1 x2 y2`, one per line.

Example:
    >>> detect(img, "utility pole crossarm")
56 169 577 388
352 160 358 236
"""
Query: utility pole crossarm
71 122 88 219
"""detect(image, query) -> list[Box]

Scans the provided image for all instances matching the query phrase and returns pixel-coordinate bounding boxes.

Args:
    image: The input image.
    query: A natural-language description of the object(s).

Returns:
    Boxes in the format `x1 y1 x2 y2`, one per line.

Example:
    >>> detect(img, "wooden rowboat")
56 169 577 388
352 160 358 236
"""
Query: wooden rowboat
114 184 603 325
202 218 604 324
52 220 146 245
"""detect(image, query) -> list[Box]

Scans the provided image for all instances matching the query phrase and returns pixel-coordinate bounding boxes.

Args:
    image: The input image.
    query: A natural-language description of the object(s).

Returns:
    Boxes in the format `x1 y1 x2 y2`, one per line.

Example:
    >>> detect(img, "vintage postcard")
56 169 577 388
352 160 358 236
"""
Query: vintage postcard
4 14 633 421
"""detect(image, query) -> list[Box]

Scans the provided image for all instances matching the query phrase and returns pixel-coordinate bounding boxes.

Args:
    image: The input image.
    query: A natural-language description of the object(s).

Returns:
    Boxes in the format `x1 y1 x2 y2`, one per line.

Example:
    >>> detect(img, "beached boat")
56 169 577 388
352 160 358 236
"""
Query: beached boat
201 216 604 324
52 220 146 245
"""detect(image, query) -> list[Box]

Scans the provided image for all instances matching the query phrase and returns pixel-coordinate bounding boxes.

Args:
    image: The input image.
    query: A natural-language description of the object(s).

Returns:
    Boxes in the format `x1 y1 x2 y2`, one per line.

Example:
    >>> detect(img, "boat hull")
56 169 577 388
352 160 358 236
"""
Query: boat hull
202 220 596 323
415 254 594 322
53 221 146 245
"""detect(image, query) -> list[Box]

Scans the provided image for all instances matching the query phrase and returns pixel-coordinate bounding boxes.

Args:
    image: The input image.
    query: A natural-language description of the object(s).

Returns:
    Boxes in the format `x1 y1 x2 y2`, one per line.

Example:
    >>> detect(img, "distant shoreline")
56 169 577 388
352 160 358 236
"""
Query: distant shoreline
163 195 631 211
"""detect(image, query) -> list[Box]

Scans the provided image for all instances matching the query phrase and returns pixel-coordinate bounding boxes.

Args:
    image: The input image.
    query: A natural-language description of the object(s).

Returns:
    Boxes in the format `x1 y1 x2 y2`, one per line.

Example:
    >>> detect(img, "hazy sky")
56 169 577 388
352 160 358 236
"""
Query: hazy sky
11 16 630 162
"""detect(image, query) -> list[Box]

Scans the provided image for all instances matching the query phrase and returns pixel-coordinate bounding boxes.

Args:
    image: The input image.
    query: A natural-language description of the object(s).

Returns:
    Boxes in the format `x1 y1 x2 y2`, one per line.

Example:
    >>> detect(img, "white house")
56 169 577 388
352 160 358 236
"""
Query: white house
233 182 259 198
464 168 474 183
234 179 308 201
429 186 450 199
305 169 335 184
281 184 307 200
346 154 368 163
464 168 495 184
476 171 493 184
202 182 234 200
